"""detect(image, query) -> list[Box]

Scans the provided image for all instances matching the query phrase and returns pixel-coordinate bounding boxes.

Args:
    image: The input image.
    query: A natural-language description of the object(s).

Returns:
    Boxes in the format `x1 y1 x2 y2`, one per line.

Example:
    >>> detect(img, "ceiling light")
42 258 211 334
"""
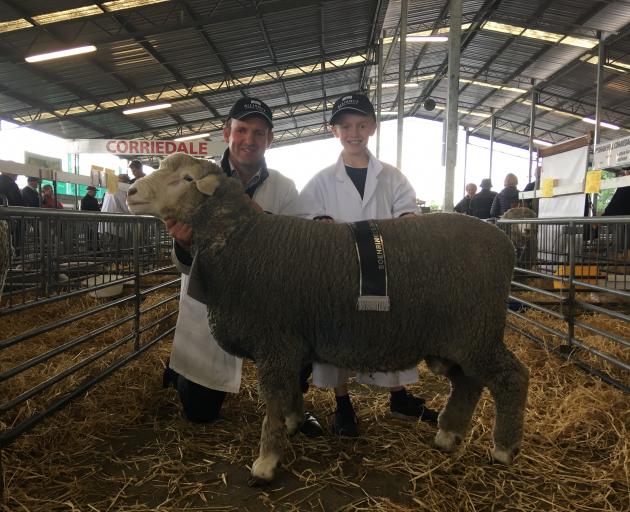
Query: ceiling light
582 118 620 130
123 103 172 115
382 83 419 88
25 45 97 63
533 138 553 147
174 132 210 142
406 36 448 42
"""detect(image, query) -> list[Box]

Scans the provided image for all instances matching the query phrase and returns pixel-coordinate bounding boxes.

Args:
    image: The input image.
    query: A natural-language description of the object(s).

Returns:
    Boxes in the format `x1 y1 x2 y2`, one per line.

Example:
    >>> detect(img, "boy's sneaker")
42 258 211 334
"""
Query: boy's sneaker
390 389 439 424
332 395 359 437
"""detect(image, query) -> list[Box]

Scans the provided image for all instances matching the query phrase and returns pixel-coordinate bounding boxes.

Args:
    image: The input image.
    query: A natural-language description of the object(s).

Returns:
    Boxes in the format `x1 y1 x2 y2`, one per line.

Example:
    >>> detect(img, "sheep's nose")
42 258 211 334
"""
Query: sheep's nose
127 187 137 196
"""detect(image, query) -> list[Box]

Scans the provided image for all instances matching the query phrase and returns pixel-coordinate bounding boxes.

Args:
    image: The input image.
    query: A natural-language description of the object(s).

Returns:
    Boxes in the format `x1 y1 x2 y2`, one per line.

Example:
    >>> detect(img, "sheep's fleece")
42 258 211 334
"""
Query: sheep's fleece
127 153 529 485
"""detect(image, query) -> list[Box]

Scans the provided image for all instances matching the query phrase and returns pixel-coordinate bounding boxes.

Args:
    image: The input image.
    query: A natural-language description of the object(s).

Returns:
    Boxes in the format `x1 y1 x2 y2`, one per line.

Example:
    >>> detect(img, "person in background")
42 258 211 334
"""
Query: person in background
469 178 497 219
523 166 541 210
454 183 477 215
298 93 438 437
128 160 146 184
161 97 323 437
490 173 519 218
602 167 630 252
81 185 101 212
41 184 63 209
21 176 41 207
81 185 101 251
0 173 24 206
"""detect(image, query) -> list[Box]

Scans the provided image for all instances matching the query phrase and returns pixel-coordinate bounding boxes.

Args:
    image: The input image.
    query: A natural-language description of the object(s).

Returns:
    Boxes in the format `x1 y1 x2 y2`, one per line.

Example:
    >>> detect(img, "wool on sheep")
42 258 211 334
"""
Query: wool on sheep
127 153 529 485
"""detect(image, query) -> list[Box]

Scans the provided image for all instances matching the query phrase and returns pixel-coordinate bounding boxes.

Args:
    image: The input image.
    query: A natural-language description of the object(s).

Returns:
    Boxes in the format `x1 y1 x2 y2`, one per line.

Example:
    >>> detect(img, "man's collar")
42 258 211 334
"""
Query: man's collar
220 148 269 197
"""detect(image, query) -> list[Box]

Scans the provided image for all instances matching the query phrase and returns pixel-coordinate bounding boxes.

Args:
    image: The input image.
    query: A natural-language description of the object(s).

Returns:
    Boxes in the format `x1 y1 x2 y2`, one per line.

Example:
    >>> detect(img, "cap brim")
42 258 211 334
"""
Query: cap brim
330 106 374 123
232 112 273 127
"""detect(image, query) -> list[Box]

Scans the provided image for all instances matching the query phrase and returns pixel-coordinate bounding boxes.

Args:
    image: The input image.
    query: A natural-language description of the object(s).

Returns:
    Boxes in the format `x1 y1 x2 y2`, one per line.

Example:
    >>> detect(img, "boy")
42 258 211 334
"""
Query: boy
298 93 438 437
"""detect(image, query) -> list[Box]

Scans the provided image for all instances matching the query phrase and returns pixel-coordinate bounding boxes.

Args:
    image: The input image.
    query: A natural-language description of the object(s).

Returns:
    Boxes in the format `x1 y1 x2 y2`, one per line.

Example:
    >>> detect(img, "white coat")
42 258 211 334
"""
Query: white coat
170 169 299 393
298 150 419 388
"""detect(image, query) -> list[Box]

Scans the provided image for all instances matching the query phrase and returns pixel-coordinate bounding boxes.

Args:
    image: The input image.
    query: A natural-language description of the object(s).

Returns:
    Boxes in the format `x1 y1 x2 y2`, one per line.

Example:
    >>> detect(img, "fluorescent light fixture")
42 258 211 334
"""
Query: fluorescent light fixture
533 138 553 147
123 103 172 115
378 111 400 115
406 36 448 42
174 132 210 142
382 83 419 88
582 117 620 130
25 45 97 63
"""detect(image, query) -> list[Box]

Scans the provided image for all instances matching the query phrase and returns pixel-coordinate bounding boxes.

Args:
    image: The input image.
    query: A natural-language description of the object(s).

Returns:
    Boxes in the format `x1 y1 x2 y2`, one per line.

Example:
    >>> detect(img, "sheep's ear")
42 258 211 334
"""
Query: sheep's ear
195 174 221 196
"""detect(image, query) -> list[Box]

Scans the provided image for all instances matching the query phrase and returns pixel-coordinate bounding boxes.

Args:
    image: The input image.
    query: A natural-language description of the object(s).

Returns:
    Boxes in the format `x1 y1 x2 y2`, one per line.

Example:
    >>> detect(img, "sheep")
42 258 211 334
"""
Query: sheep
500 207 538 270
127 153 529 485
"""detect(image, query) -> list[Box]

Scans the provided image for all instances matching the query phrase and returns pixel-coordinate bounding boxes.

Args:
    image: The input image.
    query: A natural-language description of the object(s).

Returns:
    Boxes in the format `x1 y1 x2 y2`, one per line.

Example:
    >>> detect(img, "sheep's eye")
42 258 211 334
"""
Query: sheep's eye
183 175 194 182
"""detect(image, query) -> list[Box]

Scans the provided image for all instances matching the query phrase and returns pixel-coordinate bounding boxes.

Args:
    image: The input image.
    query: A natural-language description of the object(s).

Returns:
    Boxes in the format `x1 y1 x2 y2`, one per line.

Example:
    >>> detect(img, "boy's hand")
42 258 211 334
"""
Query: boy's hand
165 218 193 251
314 215 335 223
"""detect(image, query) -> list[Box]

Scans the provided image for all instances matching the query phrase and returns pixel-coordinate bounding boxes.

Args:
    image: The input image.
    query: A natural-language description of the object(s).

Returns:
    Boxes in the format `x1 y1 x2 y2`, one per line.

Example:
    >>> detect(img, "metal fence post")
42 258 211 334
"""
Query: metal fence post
133 221 141 351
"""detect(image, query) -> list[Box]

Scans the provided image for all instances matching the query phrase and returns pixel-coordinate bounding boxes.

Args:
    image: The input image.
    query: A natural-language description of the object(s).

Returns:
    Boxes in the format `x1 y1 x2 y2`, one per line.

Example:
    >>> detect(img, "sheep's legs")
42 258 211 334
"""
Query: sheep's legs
250 360 299 485
427 359 483 452
483 347 529 464
284 383 304 436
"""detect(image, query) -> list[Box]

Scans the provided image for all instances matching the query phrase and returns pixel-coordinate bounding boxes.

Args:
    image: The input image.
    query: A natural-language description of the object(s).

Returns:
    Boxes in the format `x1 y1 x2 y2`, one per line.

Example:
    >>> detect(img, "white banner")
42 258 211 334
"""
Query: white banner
593 135 630 169
67 138 226 157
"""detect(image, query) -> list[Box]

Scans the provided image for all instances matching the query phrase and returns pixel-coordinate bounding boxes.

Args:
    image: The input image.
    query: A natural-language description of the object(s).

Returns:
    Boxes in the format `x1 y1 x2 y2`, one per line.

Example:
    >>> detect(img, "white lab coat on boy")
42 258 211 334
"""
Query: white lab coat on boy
297 150 419 388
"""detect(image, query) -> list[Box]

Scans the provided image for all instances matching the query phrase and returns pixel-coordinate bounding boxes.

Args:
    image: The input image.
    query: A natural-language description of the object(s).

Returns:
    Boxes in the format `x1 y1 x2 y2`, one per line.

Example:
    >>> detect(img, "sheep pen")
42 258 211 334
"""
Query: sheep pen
0 315 627 511
126 153 528 484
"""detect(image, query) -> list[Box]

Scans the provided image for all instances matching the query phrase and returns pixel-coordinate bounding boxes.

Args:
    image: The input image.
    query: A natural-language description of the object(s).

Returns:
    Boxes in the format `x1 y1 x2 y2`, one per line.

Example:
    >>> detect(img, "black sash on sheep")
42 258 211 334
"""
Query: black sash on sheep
349 220 390 312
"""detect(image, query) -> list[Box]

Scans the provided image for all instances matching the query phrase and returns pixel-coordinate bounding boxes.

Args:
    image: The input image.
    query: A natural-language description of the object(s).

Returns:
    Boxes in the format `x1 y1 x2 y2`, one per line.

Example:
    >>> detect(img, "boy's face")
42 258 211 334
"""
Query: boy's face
331 113 376 157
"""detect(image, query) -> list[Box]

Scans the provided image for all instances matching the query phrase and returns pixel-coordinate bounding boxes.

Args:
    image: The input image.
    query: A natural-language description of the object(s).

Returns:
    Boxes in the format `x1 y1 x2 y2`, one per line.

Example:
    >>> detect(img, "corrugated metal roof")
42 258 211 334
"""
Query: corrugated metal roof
0 0 628 152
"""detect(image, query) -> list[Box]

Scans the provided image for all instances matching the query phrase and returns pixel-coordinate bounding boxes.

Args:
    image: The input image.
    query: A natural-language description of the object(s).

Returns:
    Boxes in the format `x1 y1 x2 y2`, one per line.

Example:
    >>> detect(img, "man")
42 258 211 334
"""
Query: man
454 183 477 215
81 185 101 211
81 185 101 251
298 93 438 437
0 173 24 206
21 176 41 207
128 160 146 184
469 178 497 219
163 97 323 436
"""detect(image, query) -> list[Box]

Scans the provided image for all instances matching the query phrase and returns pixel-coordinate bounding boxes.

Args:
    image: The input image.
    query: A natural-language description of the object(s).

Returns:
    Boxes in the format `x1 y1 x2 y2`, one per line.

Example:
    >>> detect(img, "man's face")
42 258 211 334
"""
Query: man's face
28 179 38 188
223 116 273 170
87 189 96 196
331 113 376 157
130 166 143 179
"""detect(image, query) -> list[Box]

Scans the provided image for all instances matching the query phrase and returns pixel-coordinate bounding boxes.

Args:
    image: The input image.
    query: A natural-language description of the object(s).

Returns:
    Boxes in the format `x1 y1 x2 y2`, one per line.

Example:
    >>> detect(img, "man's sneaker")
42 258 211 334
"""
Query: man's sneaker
332 398 359 437
390 389 439 424
300 411 324 437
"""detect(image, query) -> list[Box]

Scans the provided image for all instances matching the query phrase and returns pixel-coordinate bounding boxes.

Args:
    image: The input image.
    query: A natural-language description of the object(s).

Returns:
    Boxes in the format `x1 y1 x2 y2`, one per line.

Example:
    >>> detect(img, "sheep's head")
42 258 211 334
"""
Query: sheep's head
126 153 226 222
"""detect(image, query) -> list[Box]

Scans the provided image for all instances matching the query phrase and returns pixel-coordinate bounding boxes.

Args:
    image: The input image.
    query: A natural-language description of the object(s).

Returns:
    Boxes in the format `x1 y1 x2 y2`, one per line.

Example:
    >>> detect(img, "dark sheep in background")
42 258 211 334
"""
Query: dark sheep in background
127 153 529 485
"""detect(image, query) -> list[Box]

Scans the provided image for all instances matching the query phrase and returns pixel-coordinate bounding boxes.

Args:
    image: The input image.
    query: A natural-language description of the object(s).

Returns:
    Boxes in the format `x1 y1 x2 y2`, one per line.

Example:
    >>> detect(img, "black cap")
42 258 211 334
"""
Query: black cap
228 97 273 128
27 176 40 182
480 178 493 189
87 185 97 191
330 94 376 124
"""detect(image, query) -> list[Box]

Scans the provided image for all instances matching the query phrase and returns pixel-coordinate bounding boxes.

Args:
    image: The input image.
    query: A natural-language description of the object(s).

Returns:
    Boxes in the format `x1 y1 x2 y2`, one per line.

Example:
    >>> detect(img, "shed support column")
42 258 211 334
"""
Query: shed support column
396 0 408 170
443 0 462 212
527 79 536 183
376 36 384 159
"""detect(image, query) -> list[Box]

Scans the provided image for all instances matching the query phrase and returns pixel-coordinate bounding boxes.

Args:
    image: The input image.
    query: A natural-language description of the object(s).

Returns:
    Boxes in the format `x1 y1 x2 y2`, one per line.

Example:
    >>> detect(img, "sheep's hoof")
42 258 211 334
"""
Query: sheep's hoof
491 445 518 465
250 456 279 485
248 475 271 487
434 429 461 452
285 413 302 436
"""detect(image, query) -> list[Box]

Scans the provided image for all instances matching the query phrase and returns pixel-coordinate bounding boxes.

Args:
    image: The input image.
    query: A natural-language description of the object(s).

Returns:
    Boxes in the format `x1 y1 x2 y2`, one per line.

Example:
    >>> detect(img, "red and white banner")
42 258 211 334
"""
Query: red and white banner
67 138 226 157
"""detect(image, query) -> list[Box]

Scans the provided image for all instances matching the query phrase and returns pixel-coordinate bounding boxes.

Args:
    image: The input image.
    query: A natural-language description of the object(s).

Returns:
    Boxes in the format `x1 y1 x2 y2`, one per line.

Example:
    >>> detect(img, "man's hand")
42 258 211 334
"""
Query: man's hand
165 218 193 251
